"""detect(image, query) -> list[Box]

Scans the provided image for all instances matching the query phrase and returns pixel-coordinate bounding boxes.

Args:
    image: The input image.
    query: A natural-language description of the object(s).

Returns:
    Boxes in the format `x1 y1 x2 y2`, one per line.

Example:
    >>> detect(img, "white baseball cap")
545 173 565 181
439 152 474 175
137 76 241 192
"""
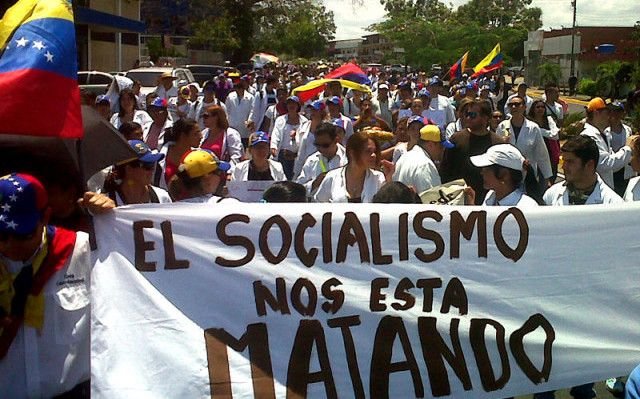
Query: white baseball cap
470 144 524 171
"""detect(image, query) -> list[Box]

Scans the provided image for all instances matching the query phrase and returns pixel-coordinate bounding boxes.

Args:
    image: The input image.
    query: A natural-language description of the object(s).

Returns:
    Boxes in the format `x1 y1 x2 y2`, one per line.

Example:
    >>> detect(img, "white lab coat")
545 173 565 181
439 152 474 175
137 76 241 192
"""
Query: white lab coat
580 122 632 189
270 114 308 155
296 146 348 194
543 174 623 205
497 118 552 181
200 127 244 165
230 159 286 181
313 166 386 203
482 189 538 207
109 110 152 130
605 123 635 180
0 232 91 398
225 90 255 139
623 176 640 202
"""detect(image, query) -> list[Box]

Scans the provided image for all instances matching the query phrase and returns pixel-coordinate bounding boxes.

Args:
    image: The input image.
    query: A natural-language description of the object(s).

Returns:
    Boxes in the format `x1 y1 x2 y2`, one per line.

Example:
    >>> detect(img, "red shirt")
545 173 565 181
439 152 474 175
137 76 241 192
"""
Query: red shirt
164 158 179 185
201 130 225 159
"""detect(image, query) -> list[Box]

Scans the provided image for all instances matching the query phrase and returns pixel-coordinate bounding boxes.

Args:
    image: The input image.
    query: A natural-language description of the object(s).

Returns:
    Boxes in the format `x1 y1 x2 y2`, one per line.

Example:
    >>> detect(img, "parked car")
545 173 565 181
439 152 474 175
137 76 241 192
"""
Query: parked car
77 71 113 96
124 67 200 96
183 64 228 85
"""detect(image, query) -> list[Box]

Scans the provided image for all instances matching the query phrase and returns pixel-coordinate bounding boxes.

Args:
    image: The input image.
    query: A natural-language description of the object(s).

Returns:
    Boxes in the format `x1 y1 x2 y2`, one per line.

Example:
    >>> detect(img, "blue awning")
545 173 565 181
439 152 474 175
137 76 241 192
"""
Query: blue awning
75 7 146 33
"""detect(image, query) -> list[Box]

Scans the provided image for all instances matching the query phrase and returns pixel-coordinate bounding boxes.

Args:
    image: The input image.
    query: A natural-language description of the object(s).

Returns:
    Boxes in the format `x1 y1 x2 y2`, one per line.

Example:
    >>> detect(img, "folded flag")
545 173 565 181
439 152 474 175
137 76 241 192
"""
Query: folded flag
292 79 371 104
0 0 82 138
471 43 503 79
325 63 371 85
447 51 468 81
251 52 279 68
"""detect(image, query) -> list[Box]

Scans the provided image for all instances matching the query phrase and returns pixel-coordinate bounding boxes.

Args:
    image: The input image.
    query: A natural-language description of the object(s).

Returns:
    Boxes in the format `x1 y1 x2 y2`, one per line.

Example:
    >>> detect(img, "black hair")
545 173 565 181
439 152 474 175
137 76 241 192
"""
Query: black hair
166 118 198 143
486 164 524 188
470 98 492 118
372 182 421 203
262 181 307 203
561 135 599 167
314 122 338 141
118 121 142 140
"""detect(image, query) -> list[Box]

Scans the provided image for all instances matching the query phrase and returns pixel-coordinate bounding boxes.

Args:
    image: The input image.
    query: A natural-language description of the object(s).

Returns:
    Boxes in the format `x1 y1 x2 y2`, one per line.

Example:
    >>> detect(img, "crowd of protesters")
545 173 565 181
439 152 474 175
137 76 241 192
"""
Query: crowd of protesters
3 60 640 398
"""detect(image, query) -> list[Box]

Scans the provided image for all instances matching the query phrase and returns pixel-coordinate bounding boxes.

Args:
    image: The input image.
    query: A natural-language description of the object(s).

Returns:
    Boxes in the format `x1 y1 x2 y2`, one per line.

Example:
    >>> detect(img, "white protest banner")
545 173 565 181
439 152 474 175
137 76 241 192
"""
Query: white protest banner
227 180 274 202
92 203 640 399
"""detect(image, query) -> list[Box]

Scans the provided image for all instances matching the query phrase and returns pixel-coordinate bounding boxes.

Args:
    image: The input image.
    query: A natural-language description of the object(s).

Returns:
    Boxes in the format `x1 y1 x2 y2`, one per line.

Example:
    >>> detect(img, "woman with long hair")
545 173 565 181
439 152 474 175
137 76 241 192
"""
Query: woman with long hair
313 131 386 203
110 88 152 129
199 105 244 165
159 118 202 186
528 99 560 182
271 95 308 180
294 100 329 178
103 140 172 205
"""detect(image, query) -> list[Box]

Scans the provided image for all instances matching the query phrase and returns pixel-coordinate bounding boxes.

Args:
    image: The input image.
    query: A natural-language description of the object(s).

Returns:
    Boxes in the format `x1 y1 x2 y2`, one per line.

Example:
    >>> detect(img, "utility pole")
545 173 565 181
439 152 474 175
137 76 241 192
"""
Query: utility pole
570 0 577 78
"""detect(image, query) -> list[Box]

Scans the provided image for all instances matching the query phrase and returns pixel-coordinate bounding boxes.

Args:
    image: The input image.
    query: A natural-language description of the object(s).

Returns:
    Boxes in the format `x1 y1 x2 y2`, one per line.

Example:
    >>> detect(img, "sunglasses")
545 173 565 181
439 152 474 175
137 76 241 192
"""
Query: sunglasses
314 141 333 149
127 160 156 170
465 111 479 119
508 102 523 107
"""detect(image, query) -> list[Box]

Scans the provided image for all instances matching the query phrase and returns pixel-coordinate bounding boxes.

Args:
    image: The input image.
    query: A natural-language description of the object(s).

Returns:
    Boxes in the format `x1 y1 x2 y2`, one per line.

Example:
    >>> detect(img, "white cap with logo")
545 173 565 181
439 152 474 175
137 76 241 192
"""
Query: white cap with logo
470 144 525 171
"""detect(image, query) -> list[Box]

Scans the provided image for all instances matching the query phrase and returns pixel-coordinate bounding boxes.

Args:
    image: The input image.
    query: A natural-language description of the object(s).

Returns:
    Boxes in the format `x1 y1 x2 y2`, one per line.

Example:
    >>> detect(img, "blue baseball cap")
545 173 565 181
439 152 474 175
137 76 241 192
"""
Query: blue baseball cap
325 96 341 106
308 100 326 111
418 88 431 98
286 95 300 104
407 115 426 127
150 97 168 108
128 140 165 164
332 118 348 131
250 131 270 146
0 173 48 235
95 94 110 105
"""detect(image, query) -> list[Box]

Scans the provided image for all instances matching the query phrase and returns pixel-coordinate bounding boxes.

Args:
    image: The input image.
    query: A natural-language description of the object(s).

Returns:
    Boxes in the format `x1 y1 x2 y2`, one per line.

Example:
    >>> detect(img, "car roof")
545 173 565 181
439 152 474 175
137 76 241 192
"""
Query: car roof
126 67 188 73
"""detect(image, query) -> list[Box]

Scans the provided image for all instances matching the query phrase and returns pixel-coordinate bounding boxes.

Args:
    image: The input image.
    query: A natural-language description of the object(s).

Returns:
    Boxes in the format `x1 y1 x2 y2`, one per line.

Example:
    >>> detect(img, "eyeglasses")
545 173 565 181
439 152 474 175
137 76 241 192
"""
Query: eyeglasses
465 111 479 119
314 141 333 149
127 160 156 170
508 102 523 107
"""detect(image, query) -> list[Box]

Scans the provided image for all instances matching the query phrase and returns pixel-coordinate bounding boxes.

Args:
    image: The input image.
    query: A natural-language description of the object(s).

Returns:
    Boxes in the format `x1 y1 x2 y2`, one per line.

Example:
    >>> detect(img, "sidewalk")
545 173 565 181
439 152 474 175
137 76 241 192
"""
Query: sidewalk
528 88 589 106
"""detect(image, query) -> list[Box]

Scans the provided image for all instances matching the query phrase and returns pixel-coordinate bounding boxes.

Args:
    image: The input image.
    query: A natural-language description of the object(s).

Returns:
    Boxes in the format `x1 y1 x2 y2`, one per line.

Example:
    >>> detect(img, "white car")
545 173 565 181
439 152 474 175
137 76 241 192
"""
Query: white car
124 67 201 97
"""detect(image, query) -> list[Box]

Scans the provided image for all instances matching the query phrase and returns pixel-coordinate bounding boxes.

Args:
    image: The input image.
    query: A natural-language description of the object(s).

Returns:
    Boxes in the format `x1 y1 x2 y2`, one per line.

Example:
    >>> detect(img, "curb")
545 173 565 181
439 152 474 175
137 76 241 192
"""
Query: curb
528 89 589 106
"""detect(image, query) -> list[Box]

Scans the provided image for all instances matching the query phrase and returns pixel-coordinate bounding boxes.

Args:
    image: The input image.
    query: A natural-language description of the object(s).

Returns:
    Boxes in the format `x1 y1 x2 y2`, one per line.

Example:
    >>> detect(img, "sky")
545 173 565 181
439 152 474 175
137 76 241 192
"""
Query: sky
325 0 640 40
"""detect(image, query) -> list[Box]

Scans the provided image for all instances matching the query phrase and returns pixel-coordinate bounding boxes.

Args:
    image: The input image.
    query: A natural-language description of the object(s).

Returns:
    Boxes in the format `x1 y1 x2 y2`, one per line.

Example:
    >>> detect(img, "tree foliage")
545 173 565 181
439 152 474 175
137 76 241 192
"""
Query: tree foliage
373 0 542 70
538 62 561 85
188 0 335 63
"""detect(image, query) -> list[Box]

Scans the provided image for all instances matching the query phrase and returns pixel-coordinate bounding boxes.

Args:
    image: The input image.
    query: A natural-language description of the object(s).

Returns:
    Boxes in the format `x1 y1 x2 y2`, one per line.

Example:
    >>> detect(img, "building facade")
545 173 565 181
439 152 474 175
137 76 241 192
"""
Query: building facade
524 26 638 85
74 0 145 72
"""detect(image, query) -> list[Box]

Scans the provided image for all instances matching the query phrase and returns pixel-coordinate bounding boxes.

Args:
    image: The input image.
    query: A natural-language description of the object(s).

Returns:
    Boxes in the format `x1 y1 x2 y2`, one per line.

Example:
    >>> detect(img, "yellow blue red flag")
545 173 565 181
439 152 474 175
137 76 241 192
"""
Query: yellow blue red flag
472 44 503 78
0 0 82 138
447 51 469 81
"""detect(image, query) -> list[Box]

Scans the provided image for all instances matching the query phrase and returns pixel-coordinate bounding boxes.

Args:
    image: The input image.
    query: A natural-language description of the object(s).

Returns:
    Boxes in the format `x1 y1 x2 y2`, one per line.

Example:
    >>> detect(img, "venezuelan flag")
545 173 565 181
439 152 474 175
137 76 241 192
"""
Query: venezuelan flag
471 44 503 78
325 63 371 85
447 51 468 81
0 0 82 138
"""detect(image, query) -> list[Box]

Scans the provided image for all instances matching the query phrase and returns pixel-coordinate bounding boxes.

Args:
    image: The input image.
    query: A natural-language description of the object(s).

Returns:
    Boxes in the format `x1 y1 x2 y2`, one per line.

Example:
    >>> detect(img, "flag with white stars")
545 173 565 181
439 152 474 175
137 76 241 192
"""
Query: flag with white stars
0 0 82 138
0 173 48 236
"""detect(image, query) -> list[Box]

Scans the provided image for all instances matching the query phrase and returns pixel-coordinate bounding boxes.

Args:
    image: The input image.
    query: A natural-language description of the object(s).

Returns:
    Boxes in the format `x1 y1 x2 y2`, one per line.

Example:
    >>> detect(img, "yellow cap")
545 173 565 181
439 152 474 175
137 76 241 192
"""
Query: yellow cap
419 124 441 142
179 150 230 178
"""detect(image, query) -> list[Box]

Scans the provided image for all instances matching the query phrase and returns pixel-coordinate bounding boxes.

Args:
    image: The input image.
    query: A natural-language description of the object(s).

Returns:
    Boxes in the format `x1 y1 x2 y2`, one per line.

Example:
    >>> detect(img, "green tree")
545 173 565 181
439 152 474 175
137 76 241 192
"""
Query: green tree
189 0 334 63
454 0 542 31
372 0 541 71
538 62 561 85
595 61 633 99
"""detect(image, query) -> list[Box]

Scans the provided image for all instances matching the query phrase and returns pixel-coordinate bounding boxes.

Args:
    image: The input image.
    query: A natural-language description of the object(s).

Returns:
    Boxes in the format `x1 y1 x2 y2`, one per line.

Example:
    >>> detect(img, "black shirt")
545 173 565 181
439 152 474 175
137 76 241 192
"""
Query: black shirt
247 161 273 181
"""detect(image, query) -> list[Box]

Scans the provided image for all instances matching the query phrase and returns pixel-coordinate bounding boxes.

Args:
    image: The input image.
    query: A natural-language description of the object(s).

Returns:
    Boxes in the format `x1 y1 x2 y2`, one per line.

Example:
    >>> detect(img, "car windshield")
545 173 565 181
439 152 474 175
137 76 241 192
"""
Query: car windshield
187 66 214 74
125 71 162 87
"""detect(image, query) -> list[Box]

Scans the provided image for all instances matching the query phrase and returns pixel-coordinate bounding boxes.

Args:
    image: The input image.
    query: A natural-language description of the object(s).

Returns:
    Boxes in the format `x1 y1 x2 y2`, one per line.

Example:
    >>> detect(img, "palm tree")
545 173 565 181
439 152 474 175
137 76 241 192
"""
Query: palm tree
537 62 561 86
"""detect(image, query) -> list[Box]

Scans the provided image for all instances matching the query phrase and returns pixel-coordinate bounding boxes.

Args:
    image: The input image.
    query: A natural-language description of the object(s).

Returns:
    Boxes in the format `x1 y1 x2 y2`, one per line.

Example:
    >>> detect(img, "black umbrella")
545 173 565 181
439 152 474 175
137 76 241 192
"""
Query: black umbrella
0 105 137 184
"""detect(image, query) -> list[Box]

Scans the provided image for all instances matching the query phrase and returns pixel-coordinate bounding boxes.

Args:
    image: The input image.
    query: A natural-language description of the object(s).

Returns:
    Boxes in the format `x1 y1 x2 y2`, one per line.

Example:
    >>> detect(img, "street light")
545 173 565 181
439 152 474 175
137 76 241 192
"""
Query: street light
570 0 577 78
